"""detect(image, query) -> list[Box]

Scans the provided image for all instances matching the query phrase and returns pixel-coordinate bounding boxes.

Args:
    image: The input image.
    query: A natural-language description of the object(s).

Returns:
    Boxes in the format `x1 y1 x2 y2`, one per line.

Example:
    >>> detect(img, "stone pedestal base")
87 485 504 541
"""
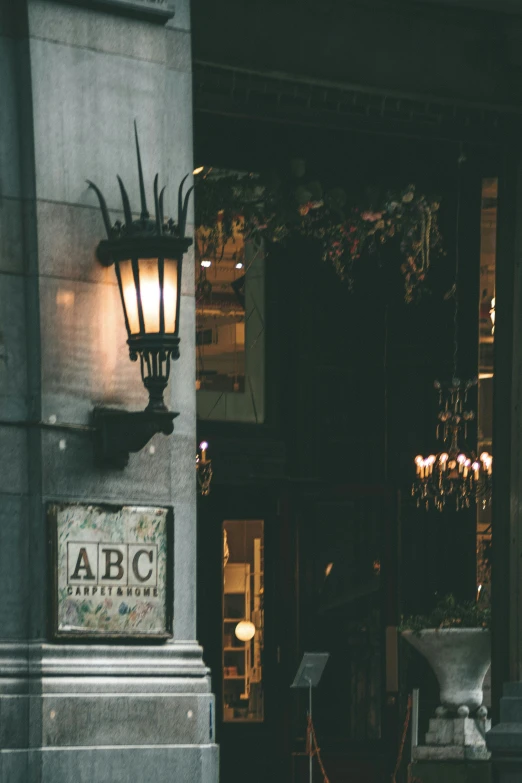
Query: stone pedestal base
0 746 219 783
413 715 491 761
408 761 492 783
487 681 522 782
0 642 219 783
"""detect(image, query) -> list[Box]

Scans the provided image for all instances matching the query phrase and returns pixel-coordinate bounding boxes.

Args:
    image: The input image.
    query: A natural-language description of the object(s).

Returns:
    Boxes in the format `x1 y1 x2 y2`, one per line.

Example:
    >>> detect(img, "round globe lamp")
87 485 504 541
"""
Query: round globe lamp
235 620 256 642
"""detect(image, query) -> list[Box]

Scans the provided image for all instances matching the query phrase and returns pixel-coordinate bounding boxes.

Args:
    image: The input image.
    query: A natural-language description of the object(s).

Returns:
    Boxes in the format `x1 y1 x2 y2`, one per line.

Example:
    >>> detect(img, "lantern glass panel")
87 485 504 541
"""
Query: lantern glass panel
119 259 140 334
118 257 179 338
163 258 179 334
136 258 161 334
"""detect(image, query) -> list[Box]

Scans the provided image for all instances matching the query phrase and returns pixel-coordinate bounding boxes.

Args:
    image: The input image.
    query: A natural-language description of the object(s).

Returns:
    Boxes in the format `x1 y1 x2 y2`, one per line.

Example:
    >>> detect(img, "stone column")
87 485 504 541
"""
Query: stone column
485 151 522 778
0 1 217 781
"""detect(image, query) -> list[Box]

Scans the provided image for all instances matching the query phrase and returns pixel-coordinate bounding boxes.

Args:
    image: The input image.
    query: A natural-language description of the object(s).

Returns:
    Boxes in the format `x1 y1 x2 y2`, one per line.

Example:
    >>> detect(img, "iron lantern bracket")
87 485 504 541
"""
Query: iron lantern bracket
93 408 179 469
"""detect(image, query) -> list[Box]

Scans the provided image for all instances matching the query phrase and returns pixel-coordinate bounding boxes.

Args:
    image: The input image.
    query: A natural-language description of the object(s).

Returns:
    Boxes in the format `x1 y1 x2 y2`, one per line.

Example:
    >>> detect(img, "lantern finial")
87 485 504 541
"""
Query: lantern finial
134 120 149 221
153 174 161 234
86 180 112 238
117 175 133 228
177 175 194 237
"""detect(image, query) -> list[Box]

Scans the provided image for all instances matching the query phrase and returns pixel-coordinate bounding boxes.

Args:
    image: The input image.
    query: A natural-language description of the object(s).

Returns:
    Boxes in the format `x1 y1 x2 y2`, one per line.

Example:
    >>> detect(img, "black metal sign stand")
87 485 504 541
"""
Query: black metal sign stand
291 652 330 783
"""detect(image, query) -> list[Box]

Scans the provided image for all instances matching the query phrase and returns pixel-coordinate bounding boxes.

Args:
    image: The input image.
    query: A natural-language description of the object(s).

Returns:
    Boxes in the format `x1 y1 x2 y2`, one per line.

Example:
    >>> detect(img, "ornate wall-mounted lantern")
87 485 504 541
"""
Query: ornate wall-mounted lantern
89 123 193 467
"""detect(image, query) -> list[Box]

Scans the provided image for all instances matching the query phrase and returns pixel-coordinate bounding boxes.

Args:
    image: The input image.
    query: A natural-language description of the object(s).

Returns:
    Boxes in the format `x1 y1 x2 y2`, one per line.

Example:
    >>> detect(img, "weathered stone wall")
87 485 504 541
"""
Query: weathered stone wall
0 1 217 780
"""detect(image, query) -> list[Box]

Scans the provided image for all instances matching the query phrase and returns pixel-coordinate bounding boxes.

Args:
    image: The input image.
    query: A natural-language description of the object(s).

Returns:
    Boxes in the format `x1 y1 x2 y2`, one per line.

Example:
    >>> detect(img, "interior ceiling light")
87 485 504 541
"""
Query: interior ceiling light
412 148 492 512
412 378 492 512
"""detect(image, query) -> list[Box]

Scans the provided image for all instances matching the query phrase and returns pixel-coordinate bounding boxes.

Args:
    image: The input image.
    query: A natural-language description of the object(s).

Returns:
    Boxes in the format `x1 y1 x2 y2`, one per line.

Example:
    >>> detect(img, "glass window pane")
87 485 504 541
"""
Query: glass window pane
163 259 179 333
477 177 497 604
119 259 140 334
196 223 246 393
137 258 160 334
195 204 265 423
222 519 264 722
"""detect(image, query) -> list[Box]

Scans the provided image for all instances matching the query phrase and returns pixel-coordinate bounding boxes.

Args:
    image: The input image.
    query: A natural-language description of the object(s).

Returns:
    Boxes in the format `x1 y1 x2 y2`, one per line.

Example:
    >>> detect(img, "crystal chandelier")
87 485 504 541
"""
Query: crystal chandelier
412 149 493 512
412 378 492 512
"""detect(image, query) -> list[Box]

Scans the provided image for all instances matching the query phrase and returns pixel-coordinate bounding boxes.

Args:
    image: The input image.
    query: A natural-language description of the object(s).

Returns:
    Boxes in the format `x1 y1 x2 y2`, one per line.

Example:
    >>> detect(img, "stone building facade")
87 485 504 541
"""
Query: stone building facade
0 1 217 781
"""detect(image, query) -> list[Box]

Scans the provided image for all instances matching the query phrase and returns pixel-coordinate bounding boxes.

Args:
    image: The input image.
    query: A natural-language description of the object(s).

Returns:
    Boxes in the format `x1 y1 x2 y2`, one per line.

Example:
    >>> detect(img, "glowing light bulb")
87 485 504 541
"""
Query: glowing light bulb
235 262 244 269
201 259 212 268
439 453 449 462
235 620 256 642
193 166 205 175
457 454 466 464
199 441 209 462
414 455 424 466
123 277 177 334
480 452 490 462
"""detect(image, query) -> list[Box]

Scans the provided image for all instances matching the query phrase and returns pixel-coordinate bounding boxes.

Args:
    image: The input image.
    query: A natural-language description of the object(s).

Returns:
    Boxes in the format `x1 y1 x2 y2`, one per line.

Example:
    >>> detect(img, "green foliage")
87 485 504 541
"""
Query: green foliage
399 594 491 634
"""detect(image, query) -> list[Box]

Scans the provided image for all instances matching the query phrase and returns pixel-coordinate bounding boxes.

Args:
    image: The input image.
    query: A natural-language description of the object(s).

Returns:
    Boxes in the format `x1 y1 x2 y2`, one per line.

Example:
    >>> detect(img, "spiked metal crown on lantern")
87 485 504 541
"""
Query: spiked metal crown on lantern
87 123 193 247
88 122 193 414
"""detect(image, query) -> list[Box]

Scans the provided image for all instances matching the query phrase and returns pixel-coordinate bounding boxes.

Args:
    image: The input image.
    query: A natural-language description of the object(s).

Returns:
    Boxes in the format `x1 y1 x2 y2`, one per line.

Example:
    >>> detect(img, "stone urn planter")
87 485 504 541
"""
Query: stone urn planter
402 628 491 713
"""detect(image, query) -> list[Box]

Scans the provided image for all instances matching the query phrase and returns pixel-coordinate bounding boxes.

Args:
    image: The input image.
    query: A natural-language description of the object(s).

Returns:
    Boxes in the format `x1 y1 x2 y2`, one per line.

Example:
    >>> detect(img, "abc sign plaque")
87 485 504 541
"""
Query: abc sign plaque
49 503 173 640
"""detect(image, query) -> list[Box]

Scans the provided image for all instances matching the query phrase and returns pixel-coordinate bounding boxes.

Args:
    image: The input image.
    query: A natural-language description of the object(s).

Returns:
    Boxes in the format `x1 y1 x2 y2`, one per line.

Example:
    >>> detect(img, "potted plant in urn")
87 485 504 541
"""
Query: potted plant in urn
400 595 491 716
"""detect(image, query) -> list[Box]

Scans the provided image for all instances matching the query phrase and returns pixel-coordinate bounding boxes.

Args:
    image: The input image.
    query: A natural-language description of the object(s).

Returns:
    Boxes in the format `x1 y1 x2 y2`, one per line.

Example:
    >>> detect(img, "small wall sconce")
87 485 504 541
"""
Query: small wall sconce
89 123 193 468
196 441 213 496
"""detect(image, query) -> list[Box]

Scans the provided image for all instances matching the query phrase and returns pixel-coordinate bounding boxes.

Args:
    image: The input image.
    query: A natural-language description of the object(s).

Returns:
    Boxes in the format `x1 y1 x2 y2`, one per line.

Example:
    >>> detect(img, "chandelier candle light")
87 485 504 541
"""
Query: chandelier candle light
412 378 492 512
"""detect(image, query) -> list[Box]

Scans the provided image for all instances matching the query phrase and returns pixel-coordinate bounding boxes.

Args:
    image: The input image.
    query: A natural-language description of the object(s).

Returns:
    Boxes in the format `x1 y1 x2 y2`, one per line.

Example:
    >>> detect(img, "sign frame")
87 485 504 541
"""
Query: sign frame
48 502 174 642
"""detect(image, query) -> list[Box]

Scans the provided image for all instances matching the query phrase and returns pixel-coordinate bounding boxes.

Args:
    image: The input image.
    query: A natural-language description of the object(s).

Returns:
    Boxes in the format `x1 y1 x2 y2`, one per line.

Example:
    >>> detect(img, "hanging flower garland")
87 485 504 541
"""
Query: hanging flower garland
194 168 444 303
307 187 443 303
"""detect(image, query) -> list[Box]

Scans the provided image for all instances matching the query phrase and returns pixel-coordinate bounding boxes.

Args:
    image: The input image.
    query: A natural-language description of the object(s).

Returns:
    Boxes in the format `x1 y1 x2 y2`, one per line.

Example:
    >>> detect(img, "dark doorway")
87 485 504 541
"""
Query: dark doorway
197 483 399 783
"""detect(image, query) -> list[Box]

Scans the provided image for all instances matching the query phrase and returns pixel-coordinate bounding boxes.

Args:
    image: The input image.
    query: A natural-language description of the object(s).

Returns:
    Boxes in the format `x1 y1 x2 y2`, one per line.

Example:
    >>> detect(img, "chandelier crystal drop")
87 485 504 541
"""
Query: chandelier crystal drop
412 377 492 512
